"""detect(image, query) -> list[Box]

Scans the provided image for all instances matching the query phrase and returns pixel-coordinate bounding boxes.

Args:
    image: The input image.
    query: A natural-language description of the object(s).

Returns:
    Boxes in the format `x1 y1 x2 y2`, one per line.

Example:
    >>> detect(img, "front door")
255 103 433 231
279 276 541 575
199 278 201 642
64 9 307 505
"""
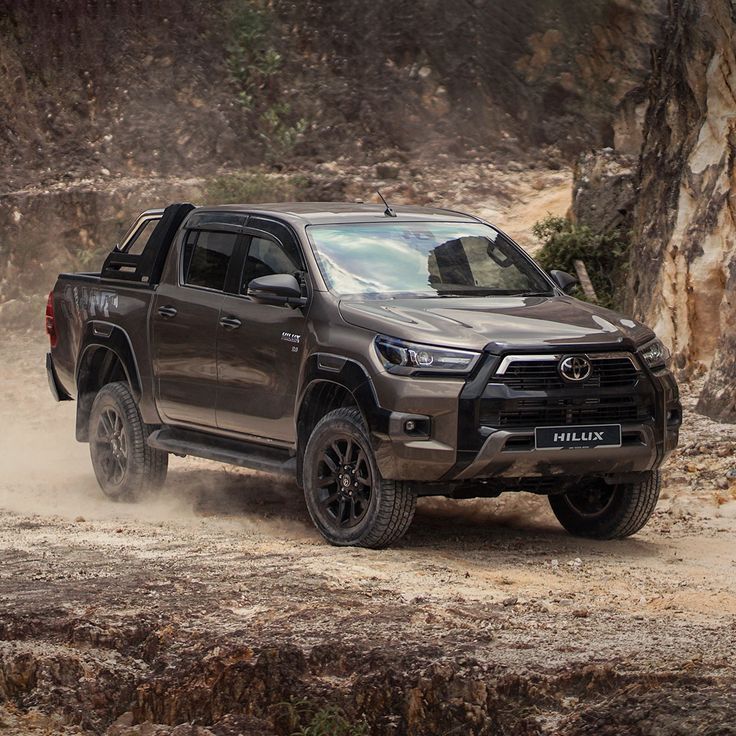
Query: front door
151 228 239 428
216 233 307 442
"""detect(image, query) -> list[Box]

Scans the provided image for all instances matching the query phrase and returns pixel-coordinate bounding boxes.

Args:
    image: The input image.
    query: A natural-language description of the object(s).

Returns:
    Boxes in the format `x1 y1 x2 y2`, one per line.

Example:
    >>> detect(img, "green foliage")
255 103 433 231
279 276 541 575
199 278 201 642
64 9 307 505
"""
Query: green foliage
225 1 280 110
277 700 369 736
294 706 369 736
532 215 629 308
224 2 307 160
203 170 307 204
259 103 308 157
75 246 109 270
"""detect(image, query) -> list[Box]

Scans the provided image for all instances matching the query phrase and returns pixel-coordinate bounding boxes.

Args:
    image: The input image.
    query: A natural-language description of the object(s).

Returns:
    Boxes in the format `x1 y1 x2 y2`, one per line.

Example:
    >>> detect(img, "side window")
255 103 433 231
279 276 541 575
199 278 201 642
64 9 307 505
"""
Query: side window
240 236 302 293
182 230 238 291
125 218 160 255
182 229 198 278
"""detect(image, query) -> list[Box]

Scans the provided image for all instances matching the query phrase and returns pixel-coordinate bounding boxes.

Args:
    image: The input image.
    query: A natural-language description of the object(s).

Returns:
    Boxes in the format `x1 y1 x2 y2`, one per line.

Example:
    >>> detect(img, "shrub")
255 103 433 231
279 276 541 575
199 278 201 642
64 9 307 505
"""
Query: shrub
259 103 308 158
293 705 369 736
224 1 307 160
276 700 369 736
75 245 110 270
203 170 306 204
225 2 280 105
532 215 629 308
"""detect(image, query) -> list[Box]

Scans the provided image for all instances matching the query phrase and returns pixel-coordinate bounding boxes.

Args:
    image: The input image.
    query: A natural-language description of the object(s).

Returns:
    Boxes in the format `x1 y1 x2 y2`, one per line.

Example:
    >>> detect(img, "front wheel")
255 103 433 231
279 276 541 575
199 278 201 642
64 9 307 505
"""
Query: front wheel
548 471 661 539
89 382 168 501
303 407 416 548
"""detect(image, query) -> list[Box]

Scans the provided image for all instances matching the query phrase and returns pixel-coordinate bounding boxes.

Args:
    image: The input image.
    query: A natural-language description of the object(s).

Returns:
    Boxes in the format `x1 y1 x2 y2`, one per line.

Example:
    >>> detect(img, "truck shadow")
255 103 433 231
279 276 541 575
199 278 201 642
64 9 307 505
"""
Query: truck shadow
408 501 660 559
167 466 662 559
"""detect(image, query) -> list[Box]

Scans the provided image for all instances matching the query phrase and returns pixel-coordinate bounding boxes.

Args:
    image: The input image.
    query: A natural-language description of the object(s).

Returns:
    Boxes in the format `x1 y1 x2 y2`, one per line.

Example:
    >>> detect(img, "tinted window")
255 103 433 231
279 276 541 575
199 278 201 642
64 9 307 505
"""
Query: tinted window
241 236 302 292
247 218 302 263
126 218 159 255
183 230 238 291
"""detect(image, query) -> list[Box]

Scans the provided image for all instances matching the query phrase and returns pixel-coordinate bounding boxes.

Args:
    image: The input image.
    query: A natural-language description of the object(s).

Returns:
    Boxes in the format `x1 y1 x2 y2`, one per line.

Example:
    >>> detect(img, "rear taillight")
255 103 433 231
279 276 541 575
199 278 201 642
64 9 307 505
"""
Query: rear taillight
45 291 57 348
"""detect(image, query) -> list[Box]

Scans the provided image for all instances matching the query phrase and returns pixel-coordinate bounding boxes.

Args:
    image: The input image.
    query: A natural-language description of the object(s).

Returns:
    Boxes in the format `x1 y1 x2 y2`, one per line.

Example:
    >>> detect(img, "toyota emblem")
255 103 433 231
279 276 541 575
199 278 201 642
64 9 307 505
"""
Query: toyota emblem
559 355 592 382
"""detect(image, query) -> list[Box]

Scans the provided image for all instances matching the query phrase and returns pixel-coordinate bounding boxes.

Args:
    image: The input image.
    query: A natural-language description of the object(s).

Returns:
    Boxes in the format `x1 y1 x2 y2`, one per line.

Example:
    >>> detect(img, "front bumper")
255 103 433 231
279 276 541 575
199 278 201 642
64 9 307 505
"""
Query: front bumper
452 423 658 481
372 350 681 487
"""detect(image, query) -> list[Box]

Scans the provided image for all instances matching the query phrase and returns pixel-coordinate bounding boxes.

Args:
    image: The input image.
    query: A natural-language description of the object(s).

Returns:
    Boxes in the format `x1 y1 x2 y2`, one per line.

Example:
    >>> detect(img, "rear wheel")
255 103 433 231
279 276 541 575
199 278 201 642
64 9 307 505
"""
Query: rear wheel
303 407 416 548
89 382 168 501
548 471 661 539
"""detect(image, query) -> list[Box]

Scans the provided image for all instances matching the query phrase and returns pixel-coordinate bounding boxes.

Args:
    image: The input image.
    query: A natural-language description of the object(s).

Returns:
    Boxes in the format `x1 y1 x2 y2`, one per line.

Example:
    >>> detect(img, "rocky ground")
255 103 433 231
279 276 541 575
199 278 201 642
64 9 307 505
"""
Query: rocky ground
1 333 735 735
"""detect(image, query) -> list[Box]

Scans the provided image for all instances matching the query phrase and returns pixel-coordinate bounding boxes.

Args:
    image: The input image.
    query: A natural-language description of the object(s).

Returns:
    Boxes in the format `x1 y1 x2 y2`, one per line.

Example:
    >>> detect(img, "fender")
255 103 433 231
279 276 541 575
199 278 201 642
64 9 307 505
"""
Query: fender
294 353 391 487
297 353 390 435
74 321 159 441
76 321 142 394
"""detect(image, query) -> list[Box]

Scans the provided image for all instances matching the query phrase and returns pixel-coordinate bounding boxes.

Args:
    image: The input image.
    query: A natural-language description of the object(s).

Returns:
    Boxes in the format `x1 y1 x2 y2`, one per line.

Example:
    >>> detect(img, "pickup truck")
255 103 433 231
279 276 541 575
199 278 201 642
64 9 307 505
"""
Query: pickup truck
46 202 681 548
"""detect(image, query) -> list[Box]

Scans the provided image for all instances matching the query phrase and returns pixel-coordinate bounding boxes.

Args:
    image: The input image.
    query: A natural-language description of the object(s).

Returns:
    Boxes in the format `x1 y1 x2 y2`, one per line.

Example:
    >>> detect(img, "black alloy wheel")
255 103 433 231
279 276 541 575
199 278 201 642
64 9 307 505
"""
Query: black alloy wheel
92 406 129 487
549 471 661 539
316 435 372 529
561 484 616 518
89 382 168 501
303 407 416 548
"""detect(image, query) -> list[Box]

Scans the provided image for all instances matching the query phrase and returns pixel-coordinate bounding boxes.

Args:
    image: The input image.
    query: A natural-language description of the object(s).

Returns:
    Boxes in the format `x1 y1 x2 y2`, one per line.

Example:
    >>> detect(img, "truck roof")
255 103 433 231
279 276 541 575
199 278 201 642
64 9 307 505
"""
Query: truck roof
200 202 480 226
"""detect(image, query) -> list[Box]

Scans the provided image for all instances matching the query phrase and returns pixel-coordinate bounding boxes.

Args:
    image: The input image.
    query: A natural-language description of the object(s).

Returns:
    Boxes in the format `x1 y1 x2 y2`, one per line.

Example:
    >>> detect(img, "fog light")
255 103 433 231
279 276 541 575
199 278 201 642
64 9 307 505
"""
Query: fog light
398 416 430 438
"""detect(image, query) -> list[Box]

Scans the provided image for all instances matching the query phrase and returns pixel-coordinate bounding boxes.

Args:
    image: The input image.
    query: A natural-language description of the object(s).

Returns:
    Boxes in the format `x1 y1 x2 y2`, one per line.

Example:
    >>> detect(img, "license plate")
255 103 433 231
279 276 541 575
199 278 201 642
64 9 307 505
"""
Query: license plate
535 424 622 450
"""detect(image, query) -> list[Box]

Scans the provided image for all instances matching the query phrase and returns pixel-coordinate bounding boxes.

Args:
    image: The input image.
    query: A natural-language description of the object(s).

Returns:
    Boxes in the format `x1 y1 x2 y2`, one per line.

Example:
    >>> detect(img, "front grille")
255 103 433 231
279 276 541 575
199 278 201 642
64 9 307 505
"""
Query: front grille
492 396 650 428
496 355 639 391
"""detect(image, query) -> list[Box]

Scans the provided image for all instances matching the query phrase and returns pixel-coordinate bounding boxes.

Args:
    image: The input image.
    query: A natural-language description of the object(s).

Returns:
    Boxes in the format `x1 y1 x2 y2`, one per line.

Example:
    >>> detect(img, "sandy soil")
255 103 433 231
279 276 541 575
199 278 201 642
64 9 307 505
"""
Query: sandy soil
1 332 735 735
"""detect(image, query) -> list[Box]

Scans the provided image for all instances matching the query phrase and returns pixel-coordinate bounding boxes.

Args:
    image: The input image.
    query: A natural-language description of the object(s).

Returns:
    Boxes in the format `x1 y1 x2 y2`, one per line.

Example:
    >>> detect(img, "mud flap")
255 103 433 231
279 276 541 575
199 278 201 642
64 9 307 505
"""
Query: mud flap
46 352 72 402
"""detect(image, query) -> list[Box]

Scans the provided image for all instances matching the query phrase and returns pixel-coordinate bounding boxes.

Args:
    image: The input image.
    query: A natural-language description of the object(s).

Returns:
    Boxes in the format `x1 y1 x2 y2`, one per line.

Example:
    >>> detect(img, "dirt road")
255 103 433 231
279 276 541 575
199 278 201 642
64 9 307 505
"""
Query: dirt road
1 334 735 735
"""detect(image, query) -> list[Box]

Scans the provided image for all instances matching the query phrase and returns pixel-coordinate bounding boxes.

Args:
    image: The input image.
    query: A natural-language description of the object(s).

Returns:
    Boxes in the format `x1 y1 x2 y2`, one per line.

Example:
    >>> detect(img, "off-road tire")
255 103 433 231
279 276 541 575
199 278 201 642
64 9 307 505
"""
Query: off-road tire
303 407 416 548
89 381 168 501
549 470 661 539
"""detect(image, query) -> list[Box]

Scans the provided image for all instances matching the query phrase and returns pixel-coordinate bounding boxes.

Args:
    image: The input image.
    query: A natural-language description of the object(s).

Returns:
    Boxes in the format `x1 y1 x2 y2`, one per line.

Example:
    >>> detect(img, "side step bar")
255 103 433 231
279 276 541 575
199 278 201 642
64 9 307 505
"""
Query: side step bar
148 427 296 481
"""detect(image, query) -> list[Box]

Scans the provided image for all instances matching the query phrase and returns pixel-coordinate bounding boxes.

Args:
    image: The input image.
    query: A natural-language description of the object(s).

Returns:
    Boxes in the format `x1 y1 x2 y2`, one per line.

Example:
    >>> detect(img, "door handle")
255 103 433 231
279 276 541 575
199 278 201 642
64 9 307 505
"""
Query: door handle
158 305 177 318
219 316 242 330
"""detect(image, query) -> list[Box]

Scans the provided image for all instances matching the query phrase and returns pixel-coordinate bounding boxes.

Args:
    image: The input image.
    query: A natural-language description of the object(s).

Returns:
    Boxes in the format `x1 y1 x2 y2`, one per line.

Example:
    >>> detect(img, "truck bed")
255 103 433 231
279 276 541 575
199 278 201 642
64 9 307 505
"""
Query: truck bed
50 272 157 406
48 203 195 408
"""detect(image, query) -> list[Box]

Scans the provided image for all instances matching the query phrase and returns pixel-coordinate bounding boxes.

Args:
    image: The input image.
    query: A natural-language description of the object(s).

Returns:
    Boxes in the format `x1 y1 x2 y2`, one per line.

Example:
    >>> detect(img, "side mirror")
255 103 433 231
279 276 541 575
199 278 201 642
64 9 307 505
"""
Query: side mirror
549 269 578 294
247 273 307 307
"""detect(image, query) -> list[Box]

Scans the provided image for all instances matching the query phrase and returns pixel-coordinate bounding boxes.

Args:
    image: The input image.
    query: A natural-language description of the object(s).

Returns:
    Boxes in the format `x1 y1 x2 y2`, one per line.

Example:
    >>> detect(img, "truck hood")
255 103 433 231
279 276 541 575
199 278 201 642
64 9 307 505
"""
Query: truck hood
338 295 655 352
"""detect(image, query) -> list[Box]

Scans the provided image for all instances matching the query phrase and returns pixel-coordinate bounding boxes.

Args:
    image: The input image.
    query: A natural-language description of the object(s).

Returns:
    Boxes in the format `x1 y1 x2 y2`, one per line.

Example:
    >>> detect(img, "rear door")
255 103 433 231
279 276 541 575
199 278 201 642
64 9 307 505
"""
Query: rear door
216 224 308 442
151 228 241 428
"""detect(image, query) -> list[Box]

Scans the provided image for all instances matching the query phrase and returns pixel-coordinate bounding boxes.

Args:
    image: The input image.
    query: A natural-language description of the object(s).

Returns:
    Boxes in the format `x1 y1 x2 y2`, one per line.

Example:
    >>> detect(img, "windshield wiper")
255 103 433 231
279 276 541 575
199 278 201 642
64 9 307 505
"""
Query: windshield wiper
435 288 521 296
431 289 555 298
503 291 554 297
434 288 499 297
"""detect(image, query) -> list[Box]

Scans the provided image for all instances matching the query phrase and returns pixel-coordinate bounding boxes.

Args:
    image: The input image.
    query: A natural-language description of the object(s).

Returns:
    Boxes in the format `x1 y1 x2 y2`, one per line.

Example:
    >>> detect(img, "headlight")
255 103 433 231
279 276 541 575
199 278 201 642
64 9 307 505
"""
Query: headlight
639 338 671 369
375 335 481 375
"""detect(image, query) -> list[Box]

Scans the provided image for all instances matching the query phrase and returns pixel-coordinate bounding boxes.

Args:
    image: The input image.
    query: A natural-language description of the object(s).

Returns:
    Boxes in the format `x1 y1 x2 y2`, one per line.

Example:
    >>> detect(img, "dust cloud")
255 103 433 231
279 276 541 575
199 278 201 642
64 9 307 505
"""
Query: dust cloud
0 334 315 537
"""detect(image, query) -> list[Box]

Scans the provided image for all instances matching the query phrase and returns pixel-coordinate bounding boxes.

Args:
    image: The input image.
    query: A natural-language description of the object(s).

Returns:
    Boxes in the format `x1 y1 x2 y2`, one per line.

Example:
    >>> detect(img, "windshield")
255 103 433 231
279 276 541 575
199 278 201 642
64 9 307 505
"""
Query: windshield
307 222 553 298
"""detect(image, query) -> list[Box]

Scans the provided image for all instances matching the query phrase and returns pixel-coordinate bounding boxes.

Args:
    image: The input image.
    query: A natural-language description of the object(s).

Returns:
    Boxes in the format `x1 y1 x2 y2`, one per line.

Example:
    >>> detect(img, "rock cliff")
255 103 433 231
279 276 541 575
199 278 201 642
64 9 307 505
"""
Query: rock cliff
625 0 736 420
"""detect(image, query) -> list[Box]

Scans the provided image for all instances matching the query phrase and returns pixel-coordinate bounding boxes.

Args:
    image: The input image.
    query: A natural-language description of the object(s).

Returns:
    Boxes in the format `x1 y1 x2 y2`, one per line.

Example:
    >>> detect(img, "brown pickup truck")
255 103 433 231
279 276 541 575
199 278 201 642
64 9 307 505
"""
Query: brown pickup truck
46 202 681 547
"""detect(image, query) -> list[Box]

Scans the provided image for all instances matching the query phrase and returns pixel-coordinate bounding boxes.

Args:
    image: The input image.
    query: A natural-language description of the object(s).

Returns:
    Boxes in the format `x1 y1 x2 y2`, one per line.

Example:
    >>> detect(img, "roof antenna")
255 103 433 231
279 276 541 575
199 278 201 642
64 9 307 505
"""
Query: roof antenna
377 190 397 217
